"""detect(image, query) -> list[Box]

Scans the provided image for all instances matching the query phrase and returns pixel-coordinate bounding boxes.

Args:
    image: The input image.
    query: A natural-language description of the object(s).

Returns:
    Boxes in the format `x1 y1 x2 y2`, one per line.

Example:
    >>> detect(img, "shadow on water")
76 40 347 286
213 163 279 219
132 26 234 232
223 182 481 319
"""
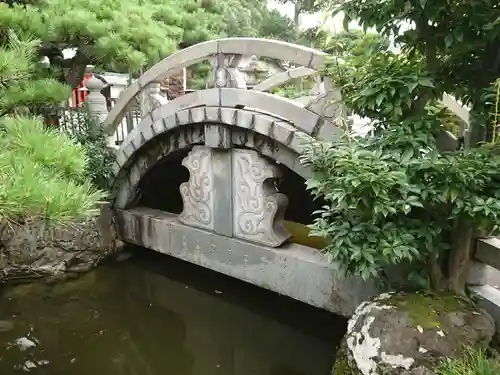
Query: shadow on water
0 247 346 375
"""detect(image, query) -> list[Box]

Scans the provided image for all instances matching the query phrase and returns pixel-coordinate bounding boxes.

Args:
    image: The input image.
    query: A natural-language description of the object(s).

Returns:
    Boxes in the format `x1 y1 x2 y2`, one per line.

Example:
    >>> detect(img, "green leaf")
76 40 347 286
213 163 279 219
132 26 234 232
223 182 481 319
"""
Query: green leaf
360 87 379 97
444 33 454 48
450 189 459 203
306 179 321 190
401 149 414 162
406 81 419 93
375 92 385 106
418 78 435 88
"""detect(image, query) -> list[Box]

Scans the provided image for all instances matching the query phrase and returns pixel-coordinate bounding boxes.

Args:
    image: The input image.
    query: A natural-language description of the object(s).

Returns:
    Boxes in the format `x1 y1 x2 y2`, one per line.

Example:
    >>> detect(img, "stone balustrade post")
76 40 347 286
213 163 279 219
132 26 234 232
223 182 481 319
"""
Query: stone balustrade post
207 54 247 89
140 81 168 118
85 66 109 125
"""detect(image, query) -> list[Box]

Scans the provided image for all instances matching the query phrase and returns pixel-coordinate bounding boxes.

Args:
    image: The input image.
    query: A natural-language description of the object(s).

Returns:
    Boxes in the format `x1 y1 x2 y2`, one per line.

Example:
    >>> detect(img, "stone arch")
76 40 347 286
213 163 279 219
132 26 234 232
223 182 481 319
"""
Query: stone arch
104 38 328 133
111 107 314 209
119 88 341 152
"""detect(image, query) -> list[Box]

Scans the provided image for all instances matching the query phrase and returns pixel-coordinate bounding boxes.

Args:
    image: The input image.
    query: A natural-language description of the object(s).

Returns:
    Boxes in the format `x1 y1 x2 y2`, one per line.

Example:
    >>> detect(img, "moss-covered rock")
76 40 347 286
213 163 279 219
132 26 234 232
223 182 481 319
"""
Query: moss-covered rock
334 291 495 375
332 341 360 375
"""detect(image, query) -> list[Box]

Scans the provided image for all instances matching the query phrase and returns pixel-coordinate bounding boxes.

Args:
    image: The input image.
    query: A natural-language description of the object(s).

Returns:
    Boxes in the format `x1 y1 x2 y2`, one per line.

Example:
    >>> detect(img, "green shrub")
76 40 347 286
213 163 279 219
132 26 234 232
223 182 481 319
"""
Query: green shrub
63 110 116 192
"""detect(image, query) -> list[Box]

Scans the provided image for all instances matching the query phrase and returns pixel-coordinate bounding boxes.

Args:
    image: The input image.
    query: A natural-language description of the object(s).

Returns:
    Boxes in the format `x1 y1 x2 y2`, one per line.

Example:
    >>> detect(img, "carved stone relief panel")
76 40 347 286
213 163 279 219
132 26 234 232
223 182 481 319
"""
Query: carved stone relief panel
231 148 290 247
179 146 215 231
178 144 291 247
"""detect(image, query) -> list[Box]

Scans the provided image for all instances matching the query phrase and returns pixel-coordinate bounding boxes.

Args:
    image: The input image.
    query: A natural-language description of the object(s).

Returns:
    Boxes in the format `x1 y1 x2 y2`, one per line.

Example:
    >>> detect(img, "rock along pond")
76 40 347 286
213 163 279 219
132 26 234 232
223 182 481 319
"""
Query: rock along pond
0 247 346 375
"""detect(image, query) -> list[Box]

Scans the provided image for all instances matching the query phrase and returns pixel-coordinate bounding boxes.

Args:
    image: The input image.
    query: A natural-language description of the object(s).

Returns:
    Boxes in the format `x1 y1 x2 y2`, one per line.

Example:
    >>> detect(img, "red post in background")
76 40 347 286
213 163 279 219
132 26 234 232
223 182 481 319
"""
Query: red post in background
71 70 93 107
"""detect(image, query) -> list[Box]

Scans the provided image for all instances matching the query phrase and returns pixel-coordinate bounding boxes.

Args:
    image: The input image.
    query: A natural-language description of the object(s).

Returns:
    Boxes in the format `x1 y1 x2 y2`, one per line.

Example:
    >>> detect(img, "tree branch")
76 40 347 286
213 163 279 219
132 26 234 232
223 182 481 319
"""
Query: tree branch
413 14 440 114
63 51 88 87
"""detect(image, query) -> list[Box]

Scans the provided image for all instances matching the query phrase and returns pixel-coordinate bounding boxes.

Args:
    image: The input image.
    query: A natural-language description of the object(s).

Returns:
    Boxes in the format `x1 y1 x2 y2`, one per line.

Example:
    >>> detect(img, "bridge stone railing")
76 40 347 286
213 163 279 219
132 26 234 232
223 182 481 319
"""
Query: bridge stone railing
101 38 348 140
90 38 467 152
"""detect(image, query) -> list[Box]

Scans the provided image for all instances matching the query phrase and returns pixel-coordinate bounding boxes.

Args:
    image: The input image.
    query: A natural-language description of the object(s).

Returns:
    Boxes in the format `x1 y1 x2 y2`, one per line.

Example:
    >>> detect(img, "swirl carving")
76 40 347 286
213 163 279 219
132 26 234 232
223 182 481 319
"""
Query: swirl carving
179 146 215 230
232 149 290 247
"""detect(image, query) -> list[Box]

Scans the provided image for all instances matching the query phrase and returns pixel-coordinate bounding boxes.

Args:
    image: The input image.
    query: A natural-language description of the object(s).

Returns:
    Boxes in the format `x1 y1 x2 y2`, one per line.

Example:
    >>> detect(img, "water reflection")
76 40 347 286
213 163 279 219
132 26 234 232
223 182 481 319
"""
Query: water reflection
0 247 346 374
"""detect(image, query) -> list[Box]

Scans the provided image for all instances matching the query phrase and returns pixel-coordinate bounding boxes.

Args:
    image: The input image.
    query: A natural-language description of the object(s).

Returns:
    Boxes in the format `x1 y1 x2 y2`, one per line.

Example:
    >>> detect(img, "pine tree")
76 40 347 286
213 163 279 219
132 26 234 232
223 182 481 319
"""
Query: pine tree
223 0 297 42
0 30 104 224
0 0 301 87
0 0 223 86
0 30 69 116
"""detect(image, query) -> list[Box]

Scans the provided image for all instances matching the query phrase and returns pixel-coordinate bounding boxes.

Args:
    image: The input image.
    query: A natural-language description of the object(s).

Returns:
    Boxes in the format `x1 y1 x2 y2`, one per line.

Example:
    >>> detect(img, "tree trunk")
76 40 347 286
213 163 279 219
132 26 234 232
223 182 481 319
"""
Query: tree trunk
61 51 89 88
293 2 301 29
447 218 474 294
65 62 88 88
427 251 445 290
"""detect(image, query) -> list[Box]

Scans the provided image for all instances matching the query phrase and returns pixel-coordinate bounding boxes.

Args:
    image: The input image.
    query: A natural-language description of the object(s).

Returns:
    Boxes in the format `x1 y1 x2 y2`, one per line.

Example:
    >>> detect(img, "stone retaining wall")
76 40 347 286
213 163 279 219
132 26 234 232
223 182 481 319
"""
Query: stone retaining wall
0 202 120 281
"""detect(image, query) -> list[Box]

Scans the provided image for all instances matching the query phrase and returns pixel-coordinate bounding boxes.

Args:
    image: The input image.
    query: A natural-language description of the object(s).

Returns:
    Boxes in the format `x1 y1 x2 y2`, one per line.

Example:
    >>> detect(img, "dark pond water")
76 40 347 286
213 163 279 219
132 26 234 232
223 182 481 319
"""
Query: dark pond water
0 248 346 375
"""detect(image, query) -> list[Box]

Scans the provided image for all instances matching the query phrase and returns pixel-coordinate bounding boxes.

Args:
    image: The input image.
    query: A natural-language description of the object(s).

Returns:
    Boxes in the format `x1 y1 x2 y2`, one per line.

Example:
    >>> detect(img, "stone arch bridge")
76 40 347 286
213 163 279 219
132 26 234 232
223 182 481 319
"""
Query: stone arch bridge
99 38 378 317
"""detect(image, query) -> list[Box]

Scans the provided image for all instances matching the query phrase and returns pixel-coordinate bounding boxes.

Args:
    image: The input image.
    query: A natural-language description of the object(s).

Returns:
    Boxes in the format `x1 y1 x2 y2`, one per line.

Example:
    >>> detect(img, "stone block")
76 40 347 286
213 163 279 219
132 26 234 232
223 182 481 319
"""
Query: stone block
470 285 500 337
204 107 220 122
476 237 500 271
270 121 296 146
190 107 206 123
233 109 254 129
220 88 320 135
138 116 154 142
152 119 166 136
204 124 232 149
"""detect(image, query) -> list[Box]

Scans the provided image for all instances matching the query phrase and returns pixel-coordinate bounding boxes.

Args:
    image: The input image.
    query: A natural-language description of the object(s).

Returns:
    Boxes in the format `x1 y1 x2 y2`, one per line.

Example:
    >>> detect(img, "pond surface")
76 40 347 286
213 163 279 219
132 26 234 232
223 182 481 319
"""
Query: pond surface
0 248 346 375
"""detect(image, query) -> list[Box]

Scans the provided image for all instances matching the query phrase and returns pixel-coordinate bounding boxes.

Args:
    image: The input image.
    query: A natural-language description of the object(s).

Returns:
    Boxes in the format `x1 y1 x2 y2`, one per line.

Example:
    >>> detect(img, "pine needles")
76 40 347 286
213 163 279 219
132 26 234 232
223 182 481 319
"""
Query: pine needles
0 30 105 225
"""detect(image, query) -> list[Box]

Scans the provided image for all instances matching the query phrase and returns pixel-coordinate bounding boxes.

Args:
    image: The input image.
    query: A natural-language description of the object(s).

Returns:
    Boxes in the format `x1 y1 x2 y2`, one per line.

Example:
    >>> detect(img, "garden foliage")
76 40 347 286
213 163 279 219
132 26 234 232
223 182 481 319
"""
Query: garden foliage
301 0 500 293
0 30 105 225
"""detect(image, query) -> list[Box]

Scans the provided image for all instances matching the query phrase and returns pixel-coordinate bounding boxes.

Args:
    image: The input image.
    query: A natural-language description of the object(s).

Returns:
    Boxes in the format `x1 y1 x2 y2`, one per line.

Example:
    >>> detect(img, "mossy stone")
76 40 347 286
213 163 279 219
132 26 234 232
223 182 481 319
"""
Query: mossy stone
388 291 470 329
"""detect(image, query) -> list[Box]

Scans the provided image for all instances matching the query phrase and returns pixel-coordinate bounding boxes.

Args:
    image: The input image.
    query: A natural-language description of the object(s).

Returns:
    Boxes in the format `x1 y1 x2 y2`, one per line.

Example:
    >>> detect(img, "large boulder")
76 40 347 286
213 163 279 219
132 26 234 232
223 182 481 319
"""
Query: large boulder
0 202 121 281
333 291 495 375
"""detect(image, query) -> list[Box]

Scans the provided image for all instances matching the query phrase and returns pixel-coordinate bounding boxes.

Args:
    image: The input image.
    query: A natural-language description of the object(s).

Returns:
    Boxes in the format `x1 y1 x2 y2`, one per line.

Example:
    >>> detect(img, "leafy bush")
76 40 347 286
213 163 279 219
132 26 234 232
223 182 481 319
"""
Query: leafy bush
300 26 500 293
63 110 116 192
301 122 500 285
437 348 500 375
